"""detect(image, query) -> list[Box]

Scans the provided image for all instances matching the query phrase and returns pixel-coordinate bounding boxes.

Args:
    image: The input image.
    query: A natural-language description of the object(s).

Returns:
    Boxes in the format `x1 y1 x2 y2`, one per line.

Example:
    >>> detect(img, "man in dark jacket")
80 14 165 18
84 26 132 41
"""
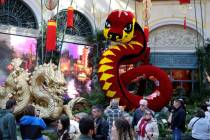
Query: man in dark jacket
171 98 186 140
0 99 17 140
92 105 109 140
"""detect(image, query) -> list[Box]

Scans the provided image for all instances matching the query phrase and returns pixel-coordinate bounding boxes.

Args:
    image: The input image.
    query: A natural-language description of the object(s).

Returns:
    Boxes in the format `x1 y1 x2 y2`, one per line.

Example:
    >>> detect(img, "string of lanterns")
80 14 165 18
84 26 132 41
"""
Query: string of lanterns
38 0 192 53
44 0 74 53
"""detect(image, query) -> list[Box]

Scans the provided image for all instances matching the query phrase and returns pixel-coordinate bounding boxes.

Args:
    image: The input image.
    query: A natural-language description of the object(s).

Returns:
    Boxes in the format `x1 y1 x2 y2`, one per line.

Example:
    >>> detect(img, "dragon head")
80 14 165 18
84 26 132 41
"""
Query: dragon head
31 63 67 118
103 10 136 43
36 64 67 102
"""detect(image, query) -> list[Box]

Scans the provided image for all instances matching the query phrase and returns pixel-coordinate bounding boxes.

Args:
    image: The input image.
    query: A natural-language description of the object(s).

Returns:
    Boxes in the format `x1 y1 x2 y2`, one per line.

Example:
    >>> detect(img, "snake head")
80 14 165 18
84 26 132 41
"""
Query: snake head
103 10 136 43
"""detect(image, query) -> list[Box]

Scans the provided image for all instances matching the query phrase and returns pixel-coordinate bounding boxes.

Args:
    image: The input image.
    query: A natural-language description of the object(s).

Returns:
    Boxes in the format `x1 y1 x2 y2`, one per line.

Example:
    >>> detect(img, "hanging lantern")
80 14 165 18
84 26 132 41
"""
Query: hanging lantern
44 0 59 10
46 20 57 52
67 6 74 28
0 0 6 5
179 0 190 30
144 25 149 42
179 0 190 4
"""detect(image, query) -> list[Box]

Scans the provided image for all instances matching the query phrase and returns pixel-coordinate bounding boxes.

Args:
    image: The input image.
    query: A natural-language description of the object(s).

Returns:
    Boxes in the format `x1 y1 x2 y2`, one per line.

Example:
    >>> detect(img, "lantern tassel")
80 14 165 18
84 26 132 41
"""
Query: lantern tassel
184 16 186 30
46 20 57 52
67 6 74 28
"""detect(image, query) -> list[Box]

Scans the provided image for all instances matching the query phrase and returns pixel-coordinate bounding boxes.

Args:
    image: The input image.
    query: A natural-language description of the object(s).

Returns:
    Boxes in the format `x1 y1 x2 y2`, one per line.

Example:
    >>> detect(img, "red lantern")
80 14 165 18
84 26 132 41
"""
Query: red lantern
67 6 74 28
44 0 58 10
46 20 57 52
144 26 149 43
0 0 6 5
179 0 190 4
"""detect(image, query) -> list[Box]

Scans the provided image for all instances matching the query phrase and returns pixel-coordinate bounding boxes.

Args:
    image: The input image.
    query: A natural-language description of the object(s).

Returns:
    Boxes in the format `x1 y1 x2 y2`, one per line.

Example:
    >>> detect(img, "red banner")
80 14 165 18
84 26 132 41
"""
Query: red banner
46 20 57 52
67 6 74 28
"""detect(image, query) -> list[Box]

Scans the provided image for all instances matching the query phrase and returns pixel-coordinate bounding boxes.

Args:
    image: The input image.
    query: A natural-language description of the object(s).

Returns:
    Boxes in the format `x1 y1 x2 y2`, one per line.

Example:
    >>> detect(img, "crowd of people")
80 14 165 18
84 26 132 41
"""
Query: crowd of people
0 98 210 140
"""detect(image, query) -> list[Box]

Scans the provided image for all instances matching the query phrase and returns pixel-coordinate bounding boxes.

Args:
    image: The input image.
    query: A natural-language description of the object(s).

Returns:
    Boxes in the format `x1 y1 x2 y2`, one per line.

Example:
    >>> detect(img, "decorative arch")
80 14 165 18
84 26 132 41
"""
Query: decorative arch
22 0 41 24
74 6 96 32
149 24 203 51
0 0 38 29
149 18 207 38
53 9 94 37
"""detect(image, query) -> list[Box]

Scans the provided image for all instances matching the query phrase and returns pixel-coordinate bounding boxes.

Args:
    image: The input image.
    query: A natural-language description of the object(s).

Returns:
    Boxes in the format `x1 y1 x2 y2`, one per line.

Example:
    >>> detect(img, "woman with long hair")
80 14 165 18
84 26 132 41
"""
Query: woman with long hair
111 118 133 140
57 116 71 140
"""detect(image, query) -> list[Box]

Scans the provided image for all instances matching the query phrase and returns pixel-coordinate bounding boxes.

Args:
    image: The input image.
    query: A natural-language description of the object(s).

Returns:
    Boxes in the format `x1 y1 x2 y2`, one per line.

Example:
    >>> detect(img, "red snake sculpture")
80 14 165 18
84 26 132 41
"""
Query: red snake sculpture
98 10 172 111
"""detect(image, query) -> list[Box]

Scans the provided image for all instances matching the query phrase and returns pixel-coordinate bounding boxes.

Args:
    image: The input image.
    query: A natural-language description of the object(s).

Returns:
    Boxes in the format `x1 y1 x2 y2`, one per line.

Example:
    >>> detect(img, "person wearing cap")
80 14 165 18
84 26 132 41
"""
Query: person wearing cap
132 99 148 129
132 99 151 140
170 98 186 140
136 109 159 140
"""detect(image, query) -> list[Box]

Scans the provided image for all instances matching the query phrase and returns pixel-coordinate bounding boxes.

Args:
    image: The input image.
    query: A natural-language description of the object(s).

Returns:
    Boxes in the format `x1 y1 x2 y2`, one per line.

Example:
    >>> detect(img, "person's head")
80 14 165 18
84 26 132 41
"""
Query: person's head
112 118 133 140
79 117 95 136
143 109 154 120
195 109 205 118
57 116 70 131
110 98 119 109
173 98 183 109
139 99 148 111
23 105 35 116
92 105 103 119
6 98 17 112
200 103 208 111
207 106 210 112
74 112 89 122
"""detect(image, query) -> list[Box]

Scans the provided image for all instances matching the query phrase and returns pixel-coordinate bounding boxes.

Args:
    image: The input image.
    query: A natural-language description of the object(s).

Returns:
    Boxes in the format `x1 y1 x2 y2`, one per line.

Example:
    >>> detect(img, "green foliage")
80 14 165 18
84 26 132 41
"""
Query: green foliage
70 92 109 114
72 106 91 114
196 47 208 68
155 111 171 138
190 88 210 103
82 92 109 108
195 47 210 97
43 131 57 140
142 79 156 96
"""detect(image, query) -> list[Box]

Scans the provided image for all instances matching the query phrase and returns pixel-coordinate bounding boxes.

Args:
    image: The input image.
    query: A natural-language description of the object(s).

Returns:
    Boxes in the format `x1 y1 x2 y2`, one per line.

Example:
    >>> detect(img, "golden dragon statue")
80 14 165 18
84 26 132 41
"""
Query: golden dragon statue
0 58 89 119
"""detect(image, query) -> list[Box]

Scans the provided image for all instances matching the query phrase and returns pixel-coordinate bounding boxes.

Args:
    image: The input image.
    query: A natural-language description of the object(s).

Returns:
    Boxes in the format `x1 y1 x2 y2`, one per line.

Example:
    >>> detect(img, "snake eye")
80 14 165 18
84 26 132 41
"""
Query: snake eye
105 20 111 28
124 23 132 33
